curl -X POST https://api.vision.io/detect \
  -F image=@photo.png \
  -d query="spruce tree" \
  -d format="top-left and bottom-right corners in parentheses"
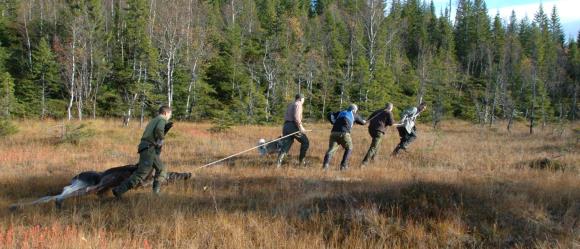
top-left (0, 71), bottom-right (14, 117)
top-left (32, 38), bottom-right (60, 118)
top-left (549, 6), bottom-right (564, 47)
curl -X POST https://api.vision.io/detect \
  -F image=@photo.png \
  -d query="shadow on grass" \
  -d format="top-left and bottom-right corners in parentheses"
top-left (3, 173), bottom-right (578, 248)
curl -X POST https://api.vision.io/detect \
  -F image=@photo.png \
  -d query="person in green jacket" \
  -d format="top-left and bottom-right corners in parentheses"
top-left (113, 106), bottom-right (173, 197)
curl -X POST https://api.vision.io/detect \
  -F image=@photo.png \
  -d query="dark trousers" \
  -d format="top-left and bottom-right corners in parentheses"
top-left (393, 126), bottom-right (417, 154)
top-left (277, 122), bottom-right (309, 164)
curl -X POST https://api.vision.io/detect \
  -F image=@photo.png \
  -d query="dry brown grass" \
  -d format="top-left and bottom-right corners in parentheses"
top-left (0, 119), bottom-right (578, 248)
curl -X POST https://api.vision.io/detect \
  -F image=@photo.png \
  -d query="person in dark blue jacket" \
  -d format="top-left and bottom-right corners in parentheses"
top-left (322, 104), bottom-right (366, 171)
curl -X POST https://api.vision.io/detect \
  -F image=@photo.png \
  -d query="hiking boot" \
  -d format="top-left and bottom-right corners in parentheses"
top-left (361, 160), bottom-right (369, 168)
top-left (322, 164), bottom-right (329, 171)
top-left (339, 165), bottom-right (349, 171)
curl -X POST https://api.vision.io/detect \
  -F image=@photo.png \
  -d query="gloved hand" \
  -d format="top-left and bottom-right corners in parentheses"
top-left (164, 122), bottom-right (174, 134)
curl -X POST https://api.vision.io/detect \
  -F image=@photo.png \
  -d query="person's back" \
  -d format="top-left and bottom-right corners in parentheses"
top-left (331, 110), bottom-right (365, 133)
top-left (137, 115), bottom-right (167, 154)
top-left (361, 103), bottom-right (395, 165)
top-left (400, 107), bottom-right (418, 133)
top-left (276, 94), bottom-right (309, 167)
top-left (400, 107), bottom-right (418, 121)
top-left (141, 116), bottom-right (166, 144)
top-left (368, 109), bottom-right (394, 136)
top-left (323, 104), bottom-right (366, 170)
top-left (284, 101), bottom-right (301, 124)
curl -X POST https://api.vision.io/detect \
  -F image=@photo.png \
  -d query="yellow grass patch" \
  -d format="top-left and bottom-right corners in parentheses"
top-left (0, 119), bottom-right (578, 248)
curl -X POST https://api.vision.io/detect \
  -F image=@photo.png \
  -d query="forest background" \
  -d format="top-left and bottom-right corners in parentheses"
top-left (0, 0), bottom-right (578, 132)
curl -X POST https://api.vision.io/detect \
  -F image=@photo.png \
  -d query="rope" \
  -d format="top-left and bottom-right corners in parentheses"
top-left (193, 130), bottom-right (312, 170)
top-left (191, 108), bottom-right (389, 171)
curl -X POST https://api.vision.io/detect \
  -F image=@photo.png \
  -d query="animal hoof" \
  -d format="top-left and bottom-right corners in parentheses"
top-left (55, 200), bottom-right (63, 209)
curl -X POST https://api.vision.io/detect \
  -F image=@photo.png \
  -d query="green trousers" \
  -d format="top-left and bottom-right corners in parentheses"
top-left (322, 132), bottom-right (353, 169)
top-left (362, 131), bottom-right (384, 164)
top-left (114, 146), bottom-right (167, 195)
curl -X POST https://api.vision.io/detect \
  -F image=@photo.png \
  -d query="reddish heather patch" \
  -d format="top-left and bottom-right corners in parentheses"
top-left (184, 127), bottom-right (211, 138)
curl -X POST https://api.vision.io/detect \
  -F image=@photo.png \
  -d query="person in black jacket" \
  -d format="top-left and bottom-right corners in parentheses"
top-left (322, 104), bottom-right (366, 171)
top-left (362, 103), bottom-right (397, 166)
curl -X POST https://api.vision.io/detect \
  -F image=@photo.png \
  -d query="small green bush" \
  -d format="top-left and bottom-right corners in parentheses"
top-left (57, 123), bottom-right (96, 145)
top-left (0, 119), bottom-right (18, 137)
top-left (208, 120), bottom-right (233, 133)
top-left (208, 113), bottom-right (234, 133)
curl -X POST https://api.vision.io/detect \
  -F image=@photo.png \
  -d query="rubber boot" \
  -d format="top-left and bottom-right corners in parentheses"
top-left (339, 149), bottom-right (352, 171)
top-left (322, 154), bottom-right (331, 171)
top-left (392, 145), bottom-right (401, 156)
top-left (276, 153), bottom-right (286, 168)
top-left (152, 181), bottom-right (161, 195)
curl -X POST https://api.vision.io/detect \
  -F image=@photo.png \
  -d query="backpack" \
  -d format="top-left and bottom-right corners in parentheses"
top-left (400, 107), bottom-right (418, 122)
top-left (326, 111), bottom-right (337, 124)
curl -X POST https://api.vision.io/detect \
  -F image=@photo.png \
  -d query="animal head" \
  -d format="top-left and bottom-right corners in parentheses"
top-left (257, 138), bottom-right (267, 156)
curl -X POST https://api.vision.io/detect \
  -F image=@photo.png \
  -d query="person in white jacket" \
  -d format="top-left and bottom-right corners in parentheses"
top-left (392, 102), bottom-right (427, 155)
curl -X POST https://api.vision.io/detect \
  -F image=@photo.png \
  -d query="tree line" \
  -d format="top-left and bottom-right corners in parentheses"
top-left (0, 0), bottom-right (577, 132)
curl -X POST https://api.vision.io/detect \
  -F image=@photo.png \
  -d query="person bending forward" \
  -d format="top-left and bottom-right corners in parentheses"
top-left (322, 104), bottom-right (366, 171)
top-left (362, 103), bottom-right (397, 166)
top-left (393, 102), bottom-right (427, 155)
top-left (113, 106), bottom-right (173, 197)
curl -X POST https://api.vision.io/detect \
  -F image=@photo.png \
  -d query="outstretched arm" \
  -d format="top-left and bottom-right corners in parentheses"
top-left (354, 114), bottom-right (366, 125)
top-left (164, 122), bottom-right (174, 134)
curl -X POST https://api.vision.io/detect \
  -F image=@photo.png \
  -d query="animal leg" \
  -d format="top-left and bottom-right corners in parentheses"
top-left (9, 195), bottom-right (58, 211)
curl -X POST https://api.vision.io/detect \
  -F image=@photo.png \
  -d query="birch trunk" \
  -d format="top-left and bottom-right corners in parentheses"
top-left (67, 27), bottom-right (77, 121)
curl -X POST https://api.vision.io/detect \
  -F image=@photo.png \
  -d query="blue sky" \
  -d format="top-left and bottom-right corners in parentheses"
top-left (431, 0), bottom-right (580, 40)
